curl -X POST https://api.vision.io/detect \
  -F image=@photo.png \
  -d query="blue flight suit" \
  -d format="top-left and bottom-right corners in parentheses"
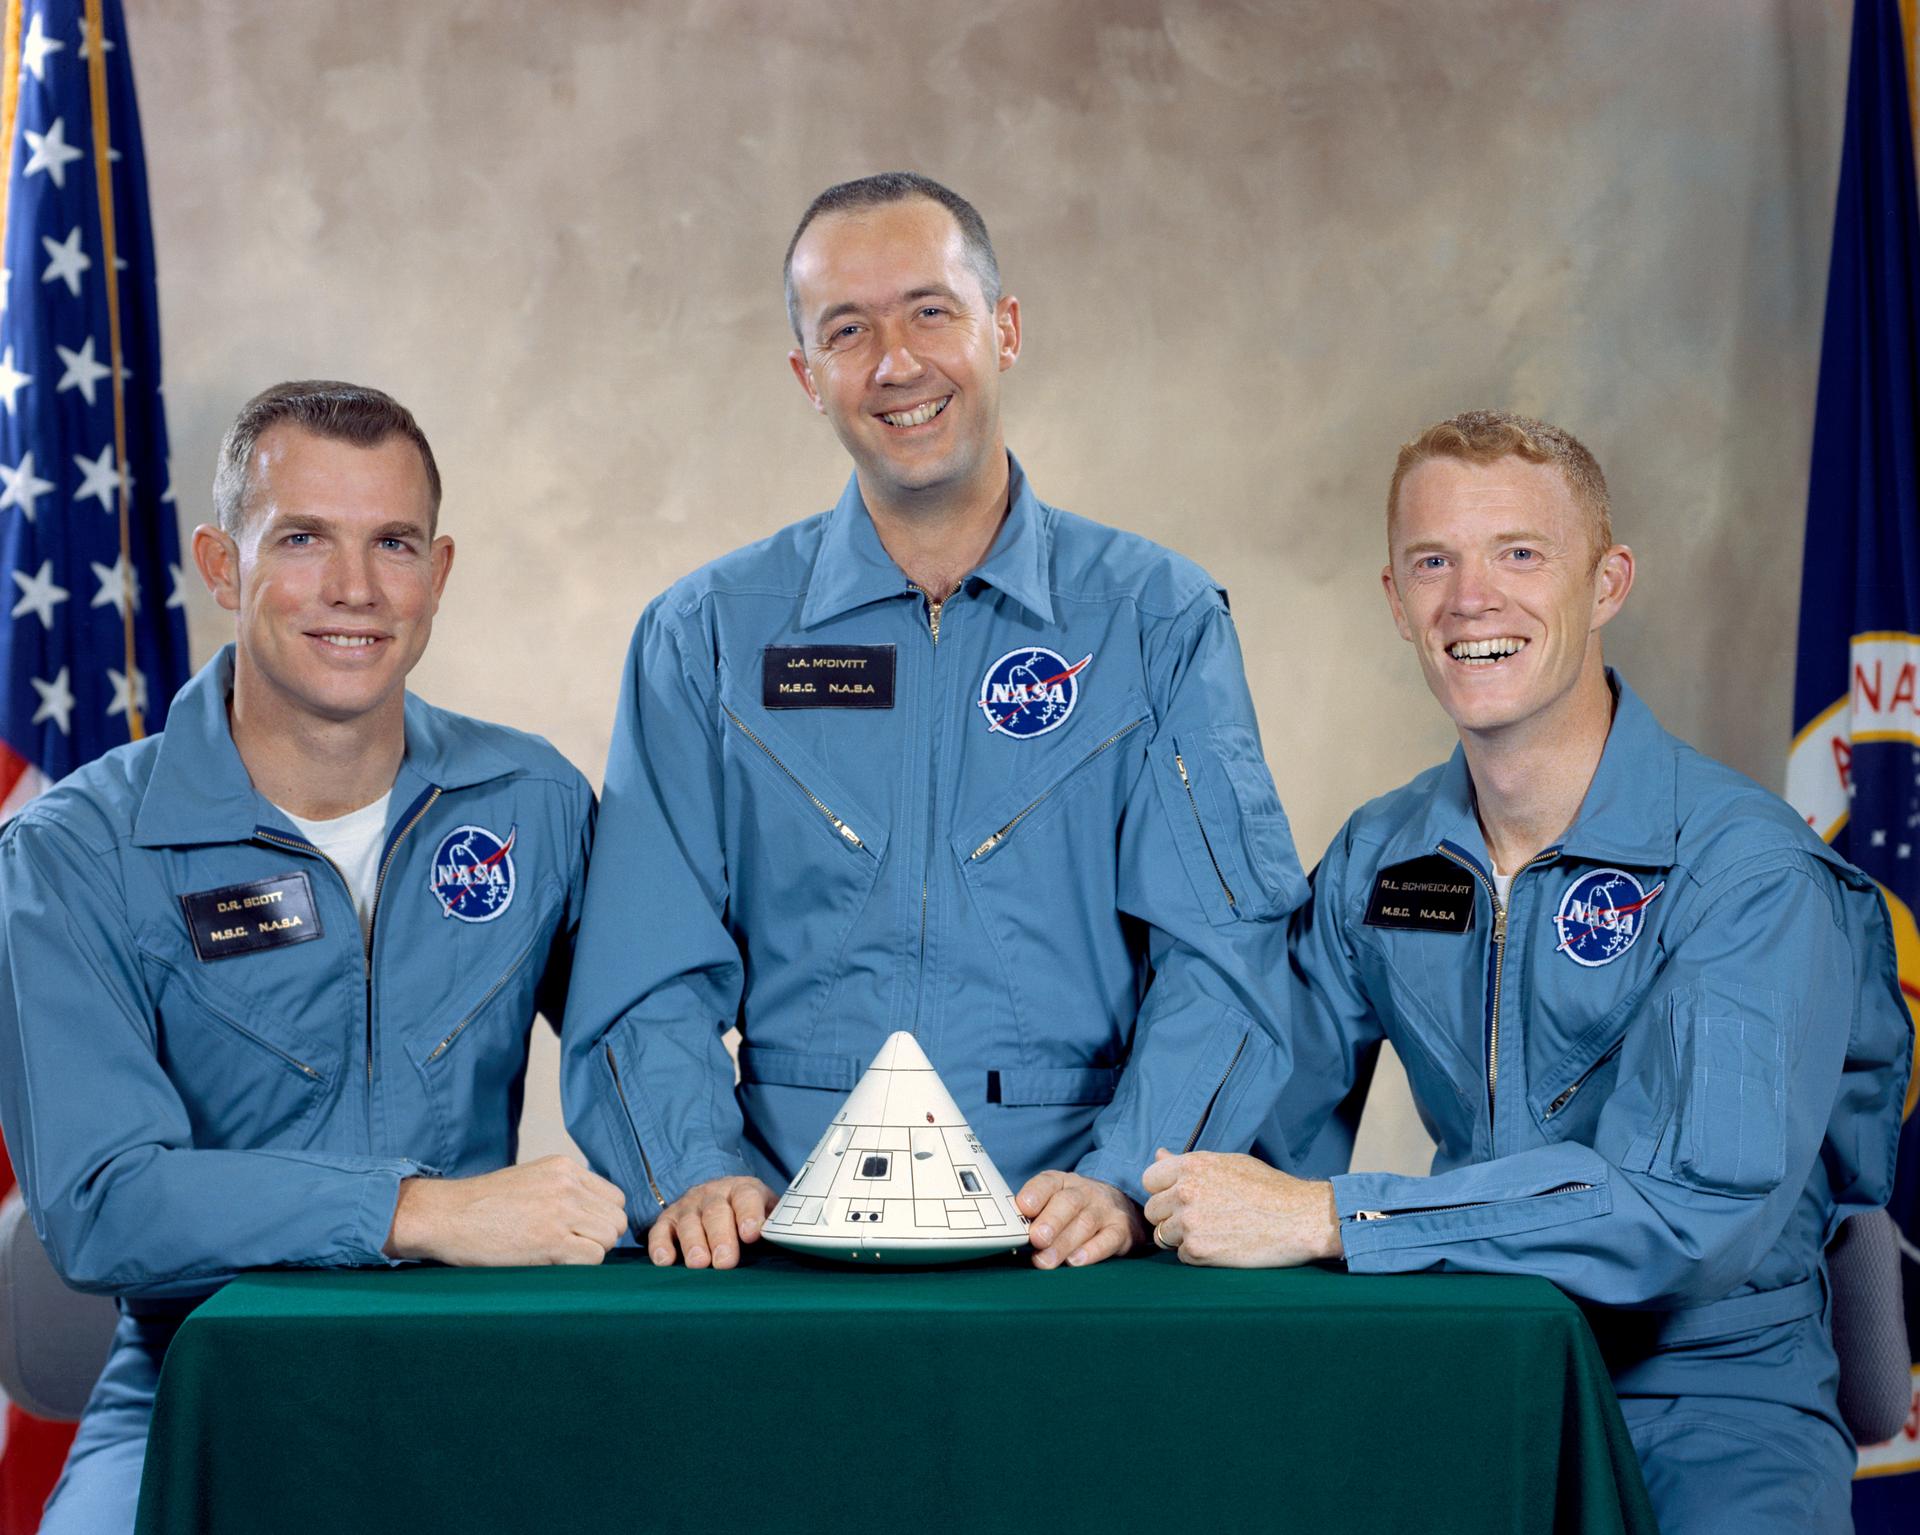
top-left (0, 647), bottom-right (593, 1533)
top-left (561, 456), bottom-right (1304, 1223)
top-left (1268, 674), bottom-right (1911, 1532)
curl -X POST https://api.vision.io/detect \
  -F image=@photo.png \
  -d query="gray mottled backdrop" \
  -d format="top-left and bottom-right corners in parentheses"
top-left (130, 0), bottom-right (1850, 1174)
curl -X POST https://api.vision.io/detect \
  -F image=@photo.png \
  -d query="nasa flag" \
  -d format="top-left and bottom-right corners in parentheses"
top-left (1786, 0), bottom-right (1920, 1512)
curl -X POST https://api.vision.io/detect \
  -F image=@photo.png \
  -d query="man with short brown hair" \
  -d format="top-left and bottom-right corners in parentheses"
top-left (0, 380), bottom-right (621, 1532)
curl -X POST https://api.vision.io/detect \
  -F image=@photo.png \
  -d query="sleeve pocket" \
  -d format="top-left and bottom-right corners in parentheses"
top-left (1202, 724), bottom-right (1307, 922)
top-left (1669, 989), bottom-right (1788, 1197)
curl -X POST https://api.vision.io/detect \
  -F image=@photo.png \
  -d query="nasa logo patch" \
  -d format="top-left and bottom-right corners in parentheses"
top-left (977, 646), bottom-right (1092, 739)
top-left (1553, 868), bottom-right (1665, 967)
top-left (430, 823), bottom-right (517, 924)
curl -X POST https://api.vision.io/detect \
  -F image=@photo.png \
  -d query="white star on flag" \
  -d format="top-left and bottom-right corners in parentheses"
top-left (0, 451), bottom-right (54, 521)
top-left (0, 346), bottom-right (30, 414)
top-left (30, 668), bottom-right (76, 736)
top-left (40, 227), bottom-right (90, 297)
top-left (90, 553), bottom-right (140, 617)
top-left (105, 666), bottom-right (146, 722)
top-left (21, 13), bottom-right (64, 81)
top-left (55, 336), bottom-right (111, 405)
top-left (74, 442), bottom-right (127, 510)
top-left (76, 17), bottom-right (114, 60)
top-left (166, 562), bottom-right (186, 609)
top-left (161, 458), bottom-right (174, 504)
top-left (10, 559), bottom-right (69, 629)
top-left (22, 118), bottom-right (84, 190)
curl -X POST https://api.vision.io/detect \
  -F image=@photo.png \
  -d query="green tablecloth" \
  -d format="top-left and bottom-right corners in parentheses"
top-left (134, 1248), bottom-right (1655, 1534)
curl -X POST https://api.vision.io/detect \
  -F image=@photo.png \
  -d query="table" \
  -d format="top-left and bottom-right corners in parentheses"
top-left (134, 1249), bottom-right (1656, 1534)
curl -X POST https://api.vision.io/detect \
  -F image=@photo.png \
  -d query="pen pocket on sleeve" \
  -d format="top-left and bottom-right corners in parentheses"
top-left (1665, 985), bottom-right (1788, 1198)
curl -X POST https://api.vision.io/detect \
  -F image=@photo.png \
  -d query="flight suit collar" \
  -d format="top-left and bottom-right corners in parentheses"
top-left (1555, 672), bottom-right (1678, 867)
top-left (798, 452), bottom-right (1056, 628)
top-left (1377, 670), bottom-right (1678, 873)
top-left (132, 645), bottom-right (519, 848)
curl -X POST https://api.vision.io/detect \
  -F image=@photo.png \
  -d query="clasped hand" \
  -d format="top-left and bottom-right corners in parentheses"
top-left (1140, 1149), bottom-right (1342, 1267)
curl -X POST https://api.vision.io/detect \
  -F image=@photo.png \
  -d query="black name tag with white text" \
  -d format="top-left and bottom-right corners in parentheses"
top-left (1364, 855), bottom-right (1477, 935)
top-left (762, 645), bottom-right (896, 709)
top-left (181, 873), bottom-right (325, 961)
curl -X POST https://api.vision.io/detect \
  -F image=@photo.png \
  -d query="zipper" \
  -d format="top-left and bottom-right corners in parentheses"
top-left (1543, 1039), bottom-right (1626, 1119)
top-left (605, 1046), bottom-right (666, 1207)
top-left (1350, 1182), bottom-right (1594, 1222)
top-left (1174, 751), bottom-right (1236, 910)
top-left (970, 718), bottom-right (1147, 861)
top-left (256, 784), bottom-right (441, 1092)
top-left (722, 705), bottom-right (867, 850)
top-left (1181, 1032), bottom-right (1249, 1152)
top-left (1435, 842), bottom-right (1555, 1126)
top-left (913, 592), bottom-right (943, 1038)
top-left (424, 926), bottom-right (544, 1064)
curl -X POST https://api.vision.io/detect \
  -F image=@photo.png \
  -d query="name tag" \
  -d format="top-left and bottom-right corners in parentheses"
top-left (762, 644), bottom-right (896, 709)
top-left (1363, 855), bottom-right (1476, 935)
top-left (180, 873), bottom-right (325, 961)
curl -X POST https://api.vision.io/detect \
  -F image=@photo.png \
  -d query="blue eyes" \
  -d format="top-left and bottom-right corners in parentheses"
top-left (828, 308), bottom-right (949, 342)
top-left (281, 534), bottom-right (410, 551)
top-left (1414, 549), bottom-right (1539, 571)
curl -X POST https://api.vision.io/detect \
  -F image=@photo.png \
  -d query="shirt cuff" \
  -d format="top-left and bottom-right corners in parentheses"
top-left (353, 1160), bottom-right (426, 1267)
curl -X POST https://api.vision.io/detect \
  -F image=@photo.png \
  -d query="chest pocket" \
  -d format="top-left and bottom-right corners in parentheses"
top-left (956, 688), bottom-right (1151, 870)
top-left (718, 691), bottom-right (890, 1038)
top-left (720, 697), bottom-right (889, 872)
top-left (407, 878), bottom-right (563, 1171)
top-left (407, 877), bottom-right (563, 1067)
top-left (137, 894), bottom-right (350, 1145)
top-left (1352, 922), bottom-right (1482, 1132)
top-left (1528, 968), bottom-right (1661, 1142)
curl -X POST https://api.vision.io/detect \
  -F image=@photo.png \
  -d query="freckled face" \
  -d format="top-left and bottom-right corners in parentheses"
top-left (1383, 455), bottom-right (1625, 740)
top-left (786, 197), bottom-right (1019, 503)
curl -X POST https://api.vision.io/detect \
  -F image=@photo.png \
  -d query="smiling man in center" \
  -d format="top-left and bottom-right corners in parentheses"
top-left (562, 171), bottom-right (1306, 1270)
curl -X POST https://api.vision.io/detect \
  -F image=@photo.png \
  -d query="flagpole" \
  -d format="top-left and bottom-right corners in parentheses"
top-left (0, 3), bottom-right (22, 250)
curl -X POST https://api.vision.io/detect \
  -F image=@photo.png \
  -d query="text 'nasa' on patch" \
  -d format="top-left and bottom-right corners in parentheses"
top-left (430, 824), bottom-right (518, 924)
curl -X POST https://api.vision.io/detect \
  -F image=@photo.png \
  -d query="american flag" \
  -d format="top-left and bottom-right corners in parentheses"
top-left (0, 0), bottom-right (186, 821)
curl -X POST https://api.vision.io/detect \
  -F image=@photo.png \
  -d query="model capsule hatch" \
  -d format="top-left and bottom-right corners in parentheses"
top-left (760, 1031), bottom-right (1031, 1264)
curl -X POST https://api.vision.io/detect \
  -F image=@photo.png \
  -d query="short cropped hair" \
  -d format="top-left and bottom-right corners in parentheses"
top-left (1388, 410), bottom-right (1612, 560)
top-left (213, 380), bottom-right (442, 537)
top-left (782, 171), bottom-right (1002, 342)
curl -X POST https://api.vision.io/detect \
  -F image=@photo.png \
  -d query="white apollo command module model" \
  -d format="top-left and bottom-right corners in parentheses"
top-left (761, 1031), bottom-right (1032, 1264)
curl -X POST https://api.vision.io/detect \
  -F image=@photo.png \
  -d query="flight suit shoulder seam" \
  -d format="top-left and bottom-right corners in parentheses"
top-left (1672, 851), bottom-right (1842, 938)
top-left (4, 803), bottom-right (125, 863)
